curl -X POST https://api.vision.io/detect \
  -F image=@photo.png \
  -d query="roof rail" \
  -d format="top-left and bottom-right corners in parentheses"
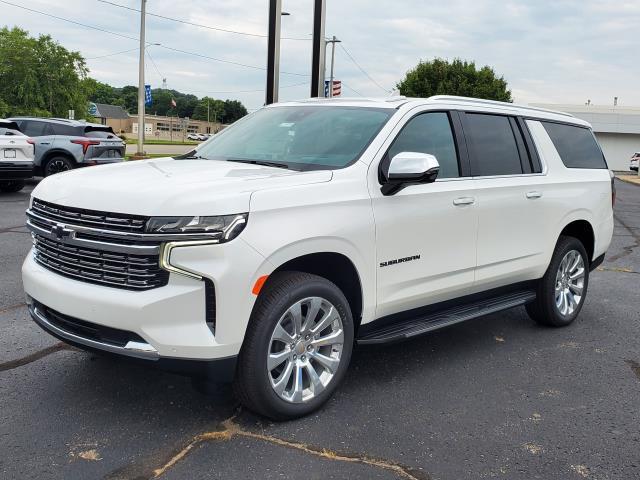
top-left (428, 95), bottom-right (575, 118)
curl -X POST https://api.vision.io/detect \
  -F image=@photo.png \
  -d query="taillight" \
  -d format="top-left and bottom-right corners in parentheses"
top-left (71, 138), bottom-right (100, 154)
top-left (26, 138), bottom-right (35, 145)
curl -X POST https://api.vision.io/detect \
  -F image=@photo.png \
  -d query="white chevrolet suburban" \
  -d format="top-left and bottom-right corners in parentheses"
top-left (23, 96), bottom-right (614, 420)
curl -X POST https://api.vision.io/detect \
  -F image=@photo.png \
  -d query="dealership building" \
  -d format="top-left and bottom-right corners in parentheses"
top-left (533, 104), bottom-right (640, 171)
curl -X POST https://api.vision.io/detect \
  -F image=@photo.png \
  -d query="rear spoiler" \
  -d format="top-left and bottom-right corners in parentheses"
top-left (83, 126), bottom-right (116, 135)
top-left (0, 120), bottom-right (21, 132)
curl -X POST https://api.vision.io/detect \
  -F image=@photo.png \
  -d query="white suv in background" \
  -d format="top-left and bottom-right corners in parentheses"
top-left (22, 96), bottom-right (614, 420)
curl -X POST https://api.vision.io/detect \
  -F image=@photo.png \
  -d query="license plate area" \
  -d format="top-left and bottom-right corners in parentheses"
top-left (3, 149), bottom-right (16, 158)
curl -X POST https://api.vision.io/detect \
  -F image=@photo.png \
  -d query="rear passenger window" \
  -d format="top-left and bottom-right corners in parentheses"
top-left (465, 113), bottom-right (523, 176)
top-left (50, 124), bottom-right (81, 136)
top-left (21, 121), bottom-right (49, 137)
top-left (541, 122), bottom-right (607, 169)
top-left (385, 112), bottom-right (460, 179)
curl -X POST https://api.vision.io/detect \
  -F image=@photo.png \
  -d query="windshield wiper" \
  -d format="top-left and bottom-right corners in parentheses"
top-left (176, 150), bottom-right (208, 160)
top-left (225, 158), bottom-right (290, 169)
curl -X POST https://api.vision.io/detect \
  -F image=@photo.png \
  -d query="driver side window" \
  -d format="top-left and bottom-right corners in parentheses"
top-left (383, 112), bottom-right (460, 179)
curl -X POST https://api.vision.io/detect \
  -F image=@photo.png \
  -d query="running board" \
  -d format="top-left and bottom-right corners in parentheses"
top-left (357, 290), bottom-right (537, 345)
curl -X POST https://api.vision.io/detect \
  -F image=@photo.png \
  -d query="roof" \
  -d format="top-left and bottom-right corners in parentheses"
top-left (93, 103), bottom-right (130, 120)
top-left (274, 95), bottom-right (587, 126)
top-left (8, 117), bottom-right (112, 129)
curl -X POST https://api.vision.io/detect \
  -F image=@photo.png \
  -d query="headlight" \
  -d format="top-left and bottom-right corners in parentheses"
top-left (145, 213), bottom-right (248, 242)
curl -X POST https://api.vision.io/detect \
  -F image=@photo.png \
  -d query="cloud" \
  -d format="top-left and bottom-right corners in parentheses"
top-left (2, 0), bottom-right (639, 108)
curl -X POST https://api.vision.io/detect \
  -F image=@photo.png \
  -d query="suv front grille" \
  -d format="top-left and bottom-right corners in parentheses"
top-left (31, 198), bottom-right (147, 233)
top-left (33, 234), bottom-right (169, 291)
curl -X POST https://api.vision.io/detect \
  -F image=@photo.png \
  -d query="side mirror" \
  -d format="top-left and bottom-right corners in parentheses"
top-left (381, 152), bottom-right (440, 196)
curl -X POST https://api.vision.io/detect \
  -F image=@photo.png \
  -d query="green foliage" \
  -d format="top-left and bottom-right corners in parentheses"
top-left (0, 27), bottom-right (89, 117)
top-left (397, 58), bottom-right (512, 102)
top-left (0, 26), bottom-right (249, 124)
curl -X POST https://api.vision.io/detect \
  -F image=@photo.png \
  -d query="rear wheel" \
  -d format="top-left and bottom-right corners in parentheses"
top-left (234, 272), bottom-right (353, 420)
top-left (526, 236), bottom-right (589, 327)
top-left (0, 180), bottom-right (25, 193)
top-left (44, 156), bottom-right (74, 176)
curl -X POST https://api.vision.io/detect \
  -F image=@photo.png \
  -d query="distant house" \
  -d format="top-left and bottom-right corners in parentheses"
top-left (92, 103), bottom-right (131, 133)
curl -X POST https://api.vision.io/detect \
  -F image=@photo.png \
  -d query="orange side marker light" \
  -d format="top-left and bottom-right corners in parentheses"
top-left (252, 275), bottom-right (269, 295)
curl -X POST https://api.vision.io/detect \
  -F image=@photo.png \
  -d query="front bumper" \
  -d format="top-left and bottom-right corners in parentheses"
top-left (22, 237), bottom-right (268, 366)
top-left (0, 161), bottom-right (34, 179)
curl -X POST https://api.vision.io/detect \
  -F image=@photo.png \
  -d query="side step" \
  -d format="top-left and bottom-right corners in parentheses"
top-left (357, 290), bottom-right (536, 345)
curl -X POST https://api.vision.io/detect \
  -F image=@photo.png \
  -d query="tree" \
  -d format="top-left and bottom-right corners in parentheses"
top-left (192, 97), bottom-right (225, 122)
top-left (397, 58), bottom-right (512, 102)
top-left (0, 27), bottom-right (89, 117)
top-left (222, 99), bottom-right (248, 123)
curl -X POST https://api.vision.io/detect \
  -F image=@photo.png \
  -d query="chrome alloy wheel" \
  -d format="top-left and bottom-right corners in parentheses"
top-left (554, 250), bottom-right (585, 316)
top-left (267, 297), bottom-right (344, 404)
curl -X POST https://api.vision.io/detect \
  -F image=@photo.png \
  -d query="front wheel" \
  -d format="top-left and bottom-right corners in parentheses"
top-left (526, 236), bottom-right (589, 327)
top-left (234, 272), bottom-right (354, 420)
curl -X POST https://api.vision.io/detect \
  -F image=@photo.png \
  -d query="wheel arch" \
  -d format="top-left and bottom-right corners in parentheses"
top-left (40, 149), bottom-right (77, 174)
top-left (258, 251), bottom-right (366, 333)
top-left (558, 219), bottom-right (595, 262)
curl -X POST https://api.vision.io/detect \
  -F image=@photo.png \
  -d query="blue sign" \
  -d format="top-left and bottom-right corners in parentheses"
top-left (145, 85), bottom-right (152, 106)
top-left (324, 80), bottom-right (330, 98)
top-left (88, 102), bottom-right (98, 116)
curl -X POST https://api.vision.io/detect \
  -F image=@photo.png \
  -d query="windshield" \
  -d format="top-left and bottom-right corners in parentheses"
top-left (190, 106), bottom-right (393, 170)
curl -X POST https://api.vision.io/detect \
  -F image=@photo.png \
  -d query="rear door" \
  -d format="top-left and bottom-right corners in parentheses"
top-left (461, 112), bottom-right (550, 289)
top-left (370, 109), bottom-right (479, 318)
top-left (18, 120), bottom-right (54, 165)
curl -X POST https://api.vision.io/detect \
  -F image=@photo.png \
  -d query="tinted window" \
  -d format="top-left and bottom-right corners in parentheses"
top-left (21, 121), bottom-right (49, 137)
top-left (50, 124), bottom-right (81, 136)
top-left (465, 113), bottom-right (523, 176)
top-left (386, 112), bottom-right (459, 178)
top-left (541, 122), bottom-right (607, 169)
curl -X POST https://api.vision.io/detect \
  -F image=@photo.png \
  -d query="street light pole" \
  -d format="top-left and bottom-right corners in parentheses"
top-left (326, 36), bottom-right (341, 97)
top-left (136, 0), bottom-right (147, 157)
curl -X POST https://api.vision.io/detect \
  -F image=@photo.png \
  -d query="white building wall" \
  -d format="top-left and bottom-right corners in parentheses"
top-left (595, 133), bottom-right (640, 171)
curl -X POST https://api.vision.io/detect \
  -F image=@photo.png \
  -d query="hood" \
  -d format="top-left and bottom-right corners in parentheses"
top-left (32, 158), bottom-right (333, 215)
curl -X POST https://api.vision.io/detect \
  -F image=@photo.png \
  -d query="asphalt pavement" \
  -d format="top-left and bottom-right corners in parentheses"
top-left (0, 179), bottom-right (638, 480)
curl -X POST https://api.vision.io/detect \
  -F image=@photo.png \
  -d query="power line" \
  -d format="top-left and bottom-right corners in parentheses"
top-left (187, 81), bottom-right (309, 96)
top-left (339, 44), bottom-right (391, 94)
top-left (97, 0), bottom-right (311, 41)
top-left (85, 47), bottom-right (139, 59)
top-left (0, 0), bottom-right (138, 41)
top-left (0, 0), bottom-right (309, 77)
top-left (145, 48), bottom-right (163, 82)
top-left (341, 81), bottom-right (364, 97)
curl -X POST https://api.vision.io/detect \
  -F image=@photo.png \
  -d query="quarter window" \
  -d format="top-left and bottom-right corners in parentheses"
top-left (465, 113), bottom-right (523, 176)
top-left (385, 112), bottom-right (460, 179)
top-left (20, 121), bottom-right (49, 137)
top-left (541, 122), bottom-right (607, 169)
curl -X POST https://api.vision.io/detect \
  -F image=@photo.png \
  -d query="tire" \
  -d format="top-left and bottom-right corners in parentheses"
top-left (44, 156), bottom-right (74, 176)
top-left (0, 180), bottom-right (25, 193)
top-left (526, 236), bottom-right (589, 327)
top-left (234, 271), bottom-right (354, 420)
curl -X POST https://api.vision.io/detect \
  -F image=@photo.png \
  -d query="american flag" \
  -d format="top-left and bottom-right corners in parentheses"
top-left (170, 98), bottom-right (177, 108)
top-left (331, 80), bottom-right (341, 97)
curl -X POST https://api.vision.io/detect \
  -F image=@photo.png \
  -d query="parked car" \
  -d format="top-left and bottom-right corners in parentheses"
top-left (8, 117), bottom-right (125, 176)
top-left (23, 96), bottom-right (614, 420)
top-left (631, 152), bottom-right (639, 172)
top-left (187, 133), bottom-right (204, 141)
top-left (0, 120), bottom-right (34, 193)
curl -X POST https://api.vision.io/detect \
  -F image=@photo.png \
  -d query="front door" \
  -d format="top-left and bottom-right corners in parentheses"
top-left (369, 110), bottom-right (479, 318)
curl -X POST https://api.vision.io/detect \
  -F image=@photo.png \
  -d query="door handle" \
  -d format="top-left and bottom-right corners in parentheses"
top-left (453, 197), bottom-right (476, 206)
top-left (526, 191), bottom-right (543, 199)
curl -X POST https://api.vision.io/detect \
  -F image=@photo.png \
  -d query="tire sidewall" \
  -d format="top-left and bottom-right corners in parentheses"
top-left (246, 274), bottom-right (354, 419)
top-left (543, 237), bottom-right (590, 326)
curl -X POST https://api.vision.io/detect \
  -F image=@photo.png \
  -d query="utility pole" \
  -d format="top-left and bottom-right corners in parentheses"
top-left (310, 0), bottom-right (326, 98)
top-left (135, 0), bottom-right (147, 157)
top-left (265, 0), bottom-right (283, 104)
top-left (326, 36), bottom-right (341, 97)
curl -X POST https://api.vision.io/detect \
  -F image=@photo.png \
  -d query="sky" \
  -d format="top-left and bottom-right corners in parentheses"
top-left (2, 0), bottom-right (639, 111)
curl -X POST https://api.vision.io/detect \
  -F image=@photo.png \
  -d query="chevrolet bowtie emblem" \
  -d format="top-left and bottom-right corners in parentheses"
top-left (51, 224), bottom-right (73, 240)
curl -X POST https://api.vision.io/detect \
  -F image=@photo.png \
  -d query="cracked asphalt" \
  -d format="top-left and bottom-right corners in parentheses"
top-left (1, 179), bottom-right (638, 480)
